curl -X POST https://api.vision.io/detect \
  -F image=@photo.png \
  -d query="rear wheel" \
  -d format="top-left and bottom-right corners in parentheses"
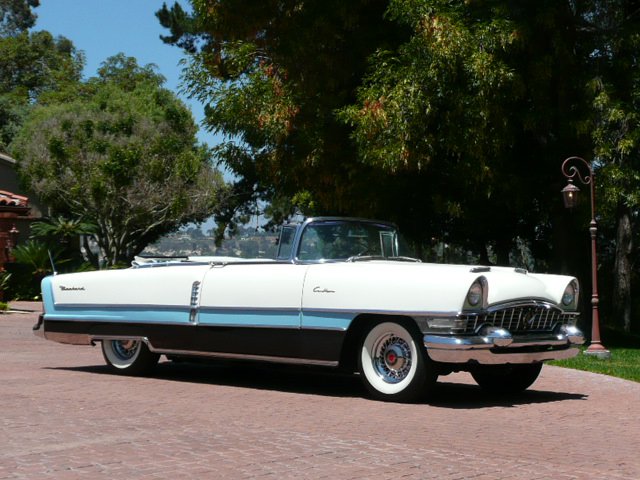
top-left (101, 339), bottom-right (159, 375)
top-left (358, 321), bottom-right (435, 402)
top-left (471, 363), bottom-right (543, 394)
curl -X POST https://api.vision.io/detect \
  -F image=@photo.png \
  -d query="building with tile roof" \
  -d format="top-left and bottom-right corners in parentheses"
top-left (0, 153), bottom-right (44, 269)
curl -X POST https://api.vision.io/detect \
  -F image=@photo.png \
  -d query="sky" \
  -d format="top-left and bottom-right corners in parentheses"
top-left (33, 0), bottom-right (219, 148)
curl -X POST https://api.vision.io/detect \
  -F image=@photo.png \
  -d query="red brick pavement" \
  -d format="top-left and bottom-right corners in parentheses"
top-left (1, 306), bottom-right (639, 479)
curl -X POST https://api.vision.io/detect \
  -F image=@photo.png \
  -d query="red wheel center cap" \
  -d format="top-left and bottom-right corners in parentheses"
top-left (386, 352), bottom-right (397, 364)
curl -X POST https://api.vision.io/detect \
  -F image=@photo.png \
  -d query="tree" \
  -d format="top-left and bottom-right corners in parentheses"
top-left (30, 216), bottom-right (98, 268)
top-left (13, 55), bottom-right (225, 267)
top-left (157, 0), bottom-right (410, 236)
top-left (0, 0), bottom-right (39, 37)
top-left (0, 29), bottom-right (84, 150)
top-left (585, 0), bottom-right (640, 332)
top-left (158, 1), bottom-right (589, 266)
top-left (342, 1), bottom-right (596, 269)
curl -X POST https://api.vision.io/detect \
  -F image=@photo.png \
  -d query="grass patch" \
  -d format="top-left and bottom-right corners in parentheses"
top-left (550, 328), bottom-right (640, 383)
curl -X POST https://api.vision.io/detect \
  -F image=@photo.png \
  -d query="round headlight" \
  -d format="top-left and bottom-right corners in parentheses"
top-left (467, 281), bottom-right (483, 307)
top-left (562, 281), bottom-right (578, 306)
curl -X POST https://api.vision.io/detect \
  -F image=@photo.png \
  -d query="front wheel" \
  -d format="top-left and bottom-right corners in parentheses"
top-left (358, 321), bottom-right (435, 402)
top-left (101, 339), bottom-right (160, 375)
top-left (471, 363), bottom-right (543, 394)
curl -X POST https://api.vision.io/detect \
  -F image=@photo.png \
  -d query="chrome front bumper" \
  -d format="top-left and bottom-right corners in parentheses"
top-left (424, 325), bottom-right (584, 365)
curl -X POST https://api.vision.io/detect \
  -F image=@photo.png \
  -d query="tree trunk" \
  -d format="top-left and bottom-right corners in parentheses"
top-left (613, 204), bottom-right (633, 332)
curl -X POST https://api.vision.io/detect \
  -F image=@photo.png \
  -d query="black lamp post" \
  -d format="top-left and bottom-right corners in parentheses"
top-left (560, 156), bottom-right (610, 359)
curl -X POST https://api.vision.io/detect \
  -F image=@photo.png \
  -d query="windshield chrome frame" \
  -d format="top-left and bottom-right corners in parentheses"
top-left (289, 217), bottom-right (401, 264)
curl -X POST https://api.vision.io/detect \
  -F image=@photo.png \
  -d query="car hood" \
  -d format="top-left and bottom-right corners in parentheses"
top-left (302, 261), bottom-right (576, 314)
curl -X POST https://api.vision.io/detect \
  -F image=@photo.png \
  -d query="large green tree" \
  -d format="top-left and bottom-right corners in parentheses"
top-left (157, 0), bottom-right (411, 235)
top-left (0, 0), bottom-right (38, 37)
top-left (0, 5), bottom-right (84, 151)
top-left (342, 1), bottom-right (594, 269)
top-left (157, 1), bottom-right (588, 263)
top-left (13, 55), bottom-right (225, 266)
top-left (585, 0), bottom-right (640, 332)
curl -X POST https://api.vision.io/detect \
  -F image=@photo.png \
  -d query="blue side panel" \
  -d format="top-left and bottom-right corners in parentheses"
top-left (41, 274), bottom-right (356, 332)
top-left (197, 308), bottom-right (301, 328)
top-left (43, 307), bottom-right (191, 324)
top-left (40, 277), bottom-right (191, 324)
top-left (41, 276), bottom-right (55, 313)
top-left (197, 309), bottom-right (355, 330)
top-left (301, 311), bottom-right (355, 331)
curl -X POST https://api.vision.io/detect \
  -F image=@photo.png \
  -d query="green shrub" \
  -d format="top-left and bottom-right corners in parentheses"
top-left (0, 271), bottom-right (11, 302)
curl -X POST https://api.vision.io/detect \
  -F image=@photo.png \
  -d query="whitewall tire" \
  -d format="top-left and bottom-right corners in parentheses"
top-left (358, 321), bottom-right (435, 402)
top-left (101, 339), bottom-right (160, 375)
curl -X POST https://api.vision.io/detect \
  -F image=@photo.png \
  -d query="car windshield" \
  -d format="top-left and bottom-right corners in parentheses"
top-left (297, 221), bottom-right (414, 262)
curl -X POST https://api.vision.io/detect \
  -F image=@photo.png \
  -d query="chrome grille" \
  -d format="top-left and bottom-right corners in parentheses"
top-left (460, 304), bottom-right (579, 334)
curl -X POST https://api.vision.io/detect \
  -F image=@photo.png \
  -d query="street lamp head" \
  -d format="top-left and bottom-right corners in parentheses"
top-left (561, 180), bottom-right (580, 209)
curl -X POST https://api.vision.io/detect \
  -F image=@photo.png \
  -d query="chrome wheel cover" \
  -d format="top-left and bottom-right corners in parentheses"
top-left (111, 340), bottom-right (140, 360)
top-left (372, 333), bottom-right (413, 384)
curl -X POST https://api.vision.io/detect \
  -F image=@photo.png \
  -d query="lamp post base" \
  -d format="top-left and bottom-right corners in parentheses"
top-left (583, 342), bottom-right (611, 360)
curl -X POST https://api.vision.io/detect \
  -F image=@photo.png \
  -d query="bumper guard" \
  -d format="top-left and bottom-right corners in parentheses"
top-left (424, 324), bottom-right (584, 365)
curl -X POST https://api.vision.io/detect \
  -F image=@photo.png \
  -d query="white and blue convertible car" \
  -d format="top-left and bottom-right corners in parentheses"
top-left (34, 217), bottom-right (584, 402)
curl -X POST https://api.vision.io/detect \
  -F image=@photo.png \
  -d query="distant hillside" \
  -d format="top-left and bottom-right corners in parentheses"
top-left (142, 226), bottom-right (278, 259)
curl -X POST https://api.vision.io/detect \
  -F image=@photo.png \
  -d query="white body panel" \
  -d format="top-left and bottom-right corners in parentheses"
top-left (200, 263), bottom-right (307, 310)
top-left (50, 266), bottom-right (210, 307)
top-left (48, 261), bottom-right (571, 315)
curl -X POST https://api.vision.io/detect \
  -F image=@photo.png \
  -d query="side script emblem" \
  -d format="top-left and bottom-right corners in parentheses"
top-left (313, 286), bottom-right (335, 294)
top-left (59, 286), bottom-right (86, 291)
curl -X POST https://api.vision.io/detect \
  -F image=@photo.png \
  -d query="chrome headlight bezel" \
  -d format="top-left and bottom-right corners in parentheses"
top-left (562, 280), bottom-right (579, 308)
top-left (464, 276), bottom-right (488, 310)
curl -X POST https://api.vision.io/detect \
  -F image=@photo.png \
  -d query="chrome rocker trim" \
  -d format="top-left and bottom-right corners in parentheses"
top-left (424, 325), bottom-right (585, 365)
top-left (93, 335), bottom-right (339, 368)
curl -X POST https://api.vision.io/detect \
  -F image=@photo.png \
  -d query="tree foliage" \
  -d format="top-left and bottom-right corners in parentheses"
top-left (14, 55), bottom-right (224, 266)
top-left (0, 26), bottom-right (84, 150)
top-left (0, 0), bottom-right (38, 37)
top-left (158, 0), bottom-right (410, 234)
top-left (158, 1), bottom-right (589, 262)
top-left (341, 0), bottom-right (596, 268)
top-left (581, 0), bottom-right (640, 331)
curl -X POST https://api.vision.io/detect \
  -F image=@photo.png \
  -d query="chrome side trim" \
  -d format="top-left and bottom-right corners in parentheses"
top-left (300, 325), bottom-right (348, 332)
top-left (87, 335), bottom-right (339, 367)
top-left (303, 307), bottom-right (459, 317)
top-left (195, 322), bottom-right (300, 330)
top-left (149, 347), bottom-right (339, 367)
top-left (52, 302), bottom-right (189, 310)
top-left (189, 281), bottom-right (201, 324)
top-left (91, 335), bottom-right (150, 343)
top-left (42, 315), bottom-right (191, 326)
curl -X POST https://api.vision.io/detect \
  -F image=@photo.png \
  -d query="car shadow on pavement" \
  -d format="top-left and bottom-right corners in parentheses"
top-left (49, 359), bottom-right (588, 406)
top-left (429, 379), bottom-right (588, 408)
top-left (50, 360), bottom-right (367, 399)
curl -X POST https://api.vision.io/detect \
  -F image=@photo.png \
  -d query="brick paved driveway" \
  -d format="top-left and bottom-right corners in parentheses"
top-left (2, 305), bottom-right (639, 479)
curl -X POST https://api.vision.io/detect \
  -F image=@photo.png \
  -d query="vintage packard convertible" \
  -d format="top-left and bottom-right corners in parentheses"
top-left (34, 217), bottom-right (584, 402)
